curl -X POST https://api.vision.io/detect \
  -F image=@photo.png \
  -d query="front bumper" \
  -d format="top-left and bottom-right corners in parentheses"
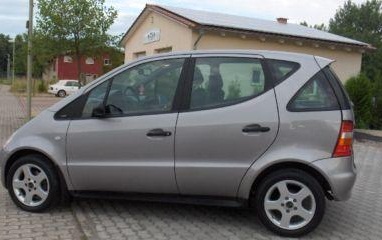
top-left (48, 89), bottom-right (58, 95)
top-left (312, 156), bottom-right (356, 201)
top-left (0, 148), bottom-right (7, 188)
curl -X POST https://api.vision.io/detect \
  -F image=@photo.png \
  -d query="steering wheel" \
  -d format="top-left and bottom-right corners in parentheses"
top-left (124, 86), bottom-right (140, 102)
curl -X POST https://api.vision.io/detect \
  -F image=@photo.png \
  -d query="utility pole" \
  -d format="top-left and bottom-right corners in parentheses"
top-left (26, 0), bottom-right (33, 120)
top-left (12, 39), bottom-right (15, 85)
top-left (6, 54), bottom-right (10, 81)
top-left (8, 39), bottom-right (15, 85)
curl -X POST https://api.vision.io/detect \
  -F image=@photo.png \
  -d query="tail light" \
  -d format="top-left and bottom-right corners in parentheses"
top-left (333, 120), bottom-right (354, 157)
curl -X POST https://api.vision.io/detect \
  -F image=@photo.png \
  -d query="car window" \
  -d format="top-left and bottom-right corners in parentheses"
top-left (190, 57), bottom-right (268, 109)
top-left (65, 81), bottom-right (72, 87)
top-left (82, 80), bottom-right (110, 118)
top-left (287, 71), bottom-right (340, 111)
top-left (268, 59), bottom-right (300, 85)
top-left (82, 58), bottom-right (185, 117)
top-left (71, 81), bottom-right (80, 87)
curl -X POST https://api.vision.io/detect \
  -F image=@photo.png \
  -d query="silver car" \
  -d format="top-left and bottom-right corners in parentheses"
top-left (1, 50), bottom-right (356, 237)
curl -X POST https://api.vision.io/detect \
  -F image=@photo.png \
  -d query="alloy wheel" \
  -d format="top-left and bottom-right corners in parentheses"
top-left (263, 180), bottom-right (316, 230)
top-left (12, 164), bottom-right (50, 207)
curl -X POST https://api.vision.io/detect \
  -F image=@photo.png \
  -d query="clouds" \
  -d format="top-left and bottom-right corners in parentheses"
top-left (0, 0), bottom-right (368, 37)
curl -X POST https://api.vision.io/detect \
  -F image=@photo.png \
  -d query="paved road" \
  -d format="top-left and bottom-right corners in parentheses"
top-left (1, 84), bottom-right (382, 240)
top-left (0, 85), bottom-right (85, 240)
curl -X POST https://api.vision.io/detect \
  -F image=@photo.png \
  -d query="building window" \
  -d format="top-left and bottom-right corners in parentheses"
top-left (104, 59), bottom-right (111, 66)
top-left (63, 56), bottom-right (72, 63)
top-left (134, 51), bottom-right (146, 59)
top-left (155, 47), bottom-right (172, 54)
top-left (85, 57), bottom-right (95, 65)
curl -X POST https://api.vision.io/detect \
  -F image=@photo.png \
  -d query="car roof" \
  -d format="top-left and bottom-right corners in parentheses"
top-left (130, 49), bottom-right (333, 66)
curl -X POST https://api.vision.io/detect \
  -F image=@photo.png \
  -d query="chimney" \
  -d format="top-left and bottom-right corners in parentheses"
top-left (277, 17), bottom-right (288, 24)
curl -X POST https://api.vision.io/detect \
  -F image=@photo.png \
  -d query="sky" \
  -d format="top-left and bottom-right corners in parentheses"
top-left (0, 0), bottom-right (368, 38)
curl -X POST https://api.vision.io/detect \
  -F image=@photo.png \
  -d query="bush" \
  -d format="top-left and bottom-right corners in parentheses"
top-left (37, 80), bottom-right (47, 93)
top-left (10, 80), bottom-right (27, 93)
top-left (345, 74), bottom-right (373, 129)
top-left (371, 75), bottom-right (382, 129)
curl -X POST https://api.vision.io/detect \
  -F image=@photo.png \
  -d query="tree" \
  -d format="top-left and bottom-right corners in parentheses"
top-left (329, 0), bottom-right (382, 80)
top-left (345, 74), bottom-right (373, 128)
top-left (36, 0), bottom-right (117, 84)
top-left (0, 34), bottom-right (12, 78)
top-left (329, 0), bottom-right (382, 129)
top-left (300, 21), bottom-right (328, 31)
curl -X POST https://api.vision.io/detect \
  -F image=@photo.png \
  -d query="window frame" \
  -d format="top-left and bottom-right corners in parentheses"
top-left (286, 70), bottom-right (341, 112)
top-left (55, 57), bottom-right (190, 120)
top-left (179, 56), bottom-right (274, 112)
top-left (266, 59), bottom-right (301, 86)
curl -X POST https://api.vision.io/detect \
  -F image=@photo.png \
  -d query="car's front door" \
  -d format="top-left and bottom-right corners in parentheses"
top-left (66, 57), bottom-right (188, 193)
top-left (175, 55), bottom-right (279, 197)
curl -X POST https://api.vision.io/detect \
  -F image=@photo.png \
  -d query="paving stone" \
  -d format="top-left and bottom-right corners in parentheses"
top-left (0, 85), bottom-right (84, 240)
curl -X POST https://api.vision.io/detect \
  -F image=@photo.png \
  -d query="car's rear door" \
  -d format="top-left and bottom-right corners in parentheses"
top-left (174, 54), bottom-right (279, 197)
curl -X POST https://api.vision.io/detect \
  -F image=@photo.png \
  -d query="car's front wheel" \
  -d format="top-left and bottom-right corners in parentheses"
top-left (254, 169), bottom-right (325, 237)
top-left (6, 154), bottom-right (60, 212)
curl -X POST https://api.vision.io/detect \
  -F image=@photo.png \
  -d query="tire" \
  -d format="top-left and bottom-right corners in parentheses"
top-left (253, 169), bottom-right (325, 237)
top-left (57, 90), bottom-right (66, 97)
top-left (6, 154), bottom-right (61, 212)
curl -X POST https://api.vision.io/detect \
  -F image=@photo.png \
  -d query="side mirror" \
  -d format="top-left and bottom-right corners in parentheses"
top-left (91, 105), bottom-right (106, 118)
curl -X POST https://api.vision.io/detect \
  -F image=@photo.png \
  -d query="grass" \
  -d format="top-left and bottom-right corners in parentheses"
top-left (0, 78), bottom-right (12, 85)
top-left (9, 78), bottom-right (48, 94)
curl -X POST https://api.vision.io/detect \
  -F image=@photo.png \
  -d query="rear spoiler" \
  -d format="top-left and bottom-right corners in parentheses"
top-left (314, 56), bottom-right (335, 69)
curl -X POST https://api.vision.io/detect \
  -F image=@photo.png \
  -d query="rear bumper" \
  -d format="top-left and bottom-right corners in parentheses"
top-left (312, 155), bottom-right (356, 201)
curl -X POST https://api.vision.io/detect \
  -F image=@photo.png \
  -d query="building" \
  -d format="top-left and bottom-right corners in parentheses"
top-left (43, 54), bottom-right (111, 83)
top-left (121, 4), bottom-right (374, 82)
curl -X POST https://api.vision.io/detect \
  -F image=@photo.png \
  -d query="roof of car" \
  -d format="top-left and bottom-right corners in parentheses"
top-left (128, 49), bottom-right (332, 64)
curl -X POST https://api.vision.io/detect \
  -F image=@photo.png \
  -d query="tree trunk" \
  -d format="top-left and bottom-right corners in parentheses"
top-left (76, 51), bottom-right (82, 86)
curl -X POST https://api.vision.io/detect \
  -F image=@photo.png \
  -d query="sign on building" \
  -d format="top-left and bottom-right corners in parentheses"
top-left (144, 29), bottom-right (160, 44)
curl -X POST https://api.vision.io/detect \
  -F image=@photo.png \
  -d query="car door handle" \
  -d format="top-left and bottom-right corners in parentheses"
top-left (242, 124), bottom-right (270, 133)
top-left (147, 128), bottom-right (172, 137)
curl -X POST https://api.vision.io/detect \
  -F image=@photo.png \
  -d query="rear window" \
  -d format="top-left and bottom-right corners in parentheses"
top-left (322, 67), bottom-right (351, 110)
top-left (287, 71), bottom-right (340, 112)
top-left (267, 59), bottom-right (300, 85)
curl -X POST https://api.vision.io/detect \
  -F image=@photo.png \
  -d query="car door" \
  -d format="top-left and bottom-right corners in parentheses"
top-left (63, 81), bottom-right (73, 94)
top-left (66, 56), bottom-right (189, 193)
top-left (68, 81), bottom-right (79, 94)
top-left (175, 55), bottom-right (279, 197)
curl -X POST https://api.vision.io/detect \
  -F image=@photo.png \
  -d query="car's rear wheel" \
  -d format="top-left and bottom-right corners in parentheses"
top-left (6, 154), bottom-right (60, 212)
top-left (254, 169), bottom-right (325, 237)
top-left (57, 90), bottom-right (66, 97)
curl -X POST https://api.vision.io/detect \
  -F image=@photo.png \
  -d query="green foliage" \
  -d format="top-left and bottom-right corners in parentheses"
top-left (371, 74), bottom-right (382, 129)
top-left (300, 21), bottom-right (328, 31)
top-left (345, 74), bottom-right (373, 128)
top-left (10, 80), bottom-right (27, 93)
top-left (0, 34), bottom-right (12, 79)
top-left (37, 80), bottom-right (47, 93)
top-left (36, 0), bottom-right (118, 83)
top-left (227, 80), bottom-right (241, 99)
top-left (329, 0), bottom-right (382, 80)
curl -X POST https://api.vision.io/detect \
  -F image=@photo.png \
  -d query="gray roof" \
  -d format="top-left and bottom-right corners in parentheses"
top-left (159, 5), bottom-right (369, 47)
